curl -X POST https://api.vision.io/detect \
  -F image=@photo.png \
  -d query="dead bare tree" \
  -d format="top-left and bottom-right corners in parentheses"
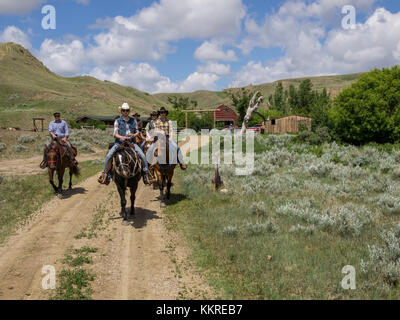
top-left (241, 91), bottom-right (265, 135)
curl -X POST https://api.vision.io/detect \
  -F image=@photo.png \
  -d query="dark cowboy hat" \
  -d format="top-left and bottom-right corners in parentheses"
top-left (133, 112), bottom-right (141, 117)
top-left (53, 112), bottom-right (61, 117)
top-left (150, 111), bottom-right (158, 117)
top-left (157, 106), bottom-right (169, 116)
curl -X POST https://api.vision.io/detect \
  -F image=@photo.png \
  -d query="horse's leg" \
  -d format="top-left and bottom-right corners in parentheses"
top-left (130, 180), bottom-right (139, 217)
top-left (48, 168), bottom-right (58, 193)
top-left (166, 170), bottom-right (174, 200)
top-left (116, 181), bottom-right (128, 223)
top-left (159, 173), bottom-right (166, 207)
top-left (58, 167), bottom-right (65, 194)
top-left (68, 167), bottom-right (73, 189)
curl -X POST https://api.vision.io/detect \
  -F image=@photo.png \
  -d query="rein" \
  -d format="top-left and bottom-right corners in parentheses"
top-left (113, 144), bottom-right (142, 179)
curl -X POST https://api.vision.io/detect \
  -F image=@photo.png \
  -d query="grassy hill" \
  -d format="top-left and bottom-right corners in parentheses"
top-left (0, 42), bottom-right (361, 129)
top-left (0, 42), bottom-right (166, 129)
top-left (155, 73), bottom-right (362, 110)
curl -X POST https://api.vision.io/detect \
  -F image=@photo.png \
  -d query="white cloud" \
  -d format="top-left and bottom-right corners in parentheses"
top-left (197, 62), bottom-right (231, 76)
top-left (88, 0), bottom-right (245, 64)
top-left (39, 39), bottom-right (86, 76)
top-left (89, 63), bottom-right (220, 93)
top-left (0, 0), bottom-right (46, 15)
top-left (232, 4), bottom-right (400, 87)
top-left (194, 41), bottom-right (237, 61)
top-left (0, 26), bottom-right (31, 49)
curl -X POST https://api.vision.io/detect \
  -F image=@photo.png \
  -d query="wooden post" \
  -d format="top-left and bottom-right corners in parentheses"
top-left (214, 110), bottom-right (216, 129)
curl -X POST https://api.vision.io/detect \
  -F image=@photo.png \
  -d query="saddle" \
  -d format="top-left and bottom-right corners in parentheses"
top-left (49, 139), bottom-right (77, 160)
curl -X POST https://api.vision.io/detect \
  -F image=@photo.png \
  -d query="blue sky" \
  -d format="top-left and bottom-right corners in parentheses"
top-left (0, 0), bottom-right (399, 93)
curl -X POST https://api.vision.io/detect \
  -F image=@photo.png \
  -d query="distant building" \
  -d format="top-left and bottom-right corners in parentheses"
top-left (264, 115), bottom-right (312, 134)
top-left (215, 105), bottom-right (238, 127)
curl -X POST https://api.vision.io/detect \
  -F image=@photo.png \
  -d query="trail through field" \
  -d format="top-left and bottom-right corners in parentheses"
top-left (0, 136), bottom-right (214, 300)
top-left (0, 151), bottom-right (105, 176)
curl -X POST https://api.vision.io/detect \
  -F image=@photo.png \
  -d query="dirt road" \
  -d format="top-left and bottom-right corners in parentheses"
top-left (0, 135), bottom-right (214, 300)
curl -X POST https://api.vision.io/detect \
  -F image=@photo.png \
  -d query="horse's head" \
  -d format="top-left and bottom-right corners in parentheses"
top-left (143, 140), bottom-right (153, 155)
top-left (113, 146), bottom-right (140, 178)
top-left (47, 148), bottom-right (58, 170)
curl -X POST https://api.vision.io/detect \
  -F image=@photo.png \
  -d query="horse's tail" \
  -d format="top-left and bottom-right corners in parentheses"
top-left (71, 164), bottom-right (80, 177)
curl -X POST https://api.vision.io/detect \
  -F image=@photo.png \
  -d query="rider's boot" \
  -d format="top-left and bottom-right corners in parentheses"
top-left (98, 162), bottom-right (112, 185)
top-left (142, 170), bottom-right (151, 185)
top-left (40, 147), bottom-right (48, 169)
top-left (178, 159), bottom-right (187, 170)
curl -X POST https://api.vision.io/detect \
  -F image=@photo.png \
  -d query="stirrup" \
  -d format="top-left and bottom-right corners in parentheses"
top-left (180, 163), bottom-right (187, 170)
top-left (98, 172), bottom-right (107, 184)
top-left (142, 172), bottom-right (151, 185)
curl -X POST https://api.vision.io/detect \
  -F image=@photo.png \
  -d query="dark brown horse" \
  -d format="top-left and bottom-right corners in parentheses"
top-left (145, 136), bottom-right (177, 207)
top-left (46, 138), bottom-right (80, 195)
top-left (111, 141), bottom-right (142, 225)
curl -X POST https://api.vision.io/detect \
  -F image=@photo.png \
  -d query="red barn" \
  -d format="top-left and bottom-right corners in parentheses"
top-left (215, 105), bottom-right (238, 127)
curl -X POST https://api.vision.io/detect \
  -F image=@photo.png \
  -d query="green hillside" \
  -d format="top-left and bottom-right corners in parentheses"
top-left (0, 42), bottom-right (167, 129)
top-left (155, 73), bottom-right (362, 110)
top-left (0, 42), bottom-right (361, 130)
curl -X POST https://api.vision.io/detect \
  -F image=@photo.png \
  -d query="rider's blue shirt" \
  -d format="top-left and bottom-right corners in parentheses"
top-left (49, 120), bottom-right (69, 138)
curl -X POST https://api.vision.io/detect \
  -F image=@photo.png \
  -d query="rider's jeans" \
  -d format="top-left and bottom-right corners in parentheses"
top-left (104, 143), bottom-right (149, 172)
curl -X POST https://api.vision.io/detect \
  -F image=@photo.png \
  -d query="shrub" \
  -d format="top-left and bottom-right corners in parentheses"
top-left (307, 160), bottom-right (333, 178)
top-left (277, 201), bottom-right (373, 237)
top-left (18, 135), bottom-right (36, 144)
top-left (289, 224), bottom-right (315, 235)
top-left (324, 205), bottom-right (374, 237)
top-left (13, 145), bottom-right (27, 152)
top-left (0, 143), bottom-right (6, 152)
top-left (376, 194), bottom-right (400, 215)
top-left (222, 226), bottom-right (240, 237)
top-left (296, 130), bottom-right (322, 145)
top-left (330, 66), bottom-right (400, 144)
top-left (361, 225), bottom-right (400, 287)
top-left (249, 202), bottom-right (268, 217)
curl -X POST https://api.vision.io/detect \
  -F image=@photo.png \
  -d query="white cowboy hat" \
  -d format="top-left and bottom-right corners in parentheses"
top-left (118, 102), bottom-right (131, 113)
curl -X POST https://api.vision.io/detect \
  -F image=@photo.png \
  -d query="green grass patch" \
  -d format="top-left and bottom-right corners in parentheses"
top-left (166, 136), bottom-right (400, 299)
top-left (51, 269), bottom-right (96, 300)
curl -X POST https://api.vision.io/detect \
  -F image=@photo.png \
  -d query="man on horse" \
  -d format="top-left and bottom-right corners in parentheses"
top-left (146, 107), bottom-right (187, 170)
top-left (98, 103), bottom-right (152, 185)
top-left (133, 112), bottom-right (143, 131)
top-left (140, 111), bottom-right (158, 151)
top-left (40, 112), bottom-right (77, 169)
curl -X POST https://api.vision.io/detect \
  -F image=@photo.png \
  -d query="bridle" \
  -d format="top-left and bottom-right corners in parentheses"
top-left (113, 142), bottom-right (141, 178)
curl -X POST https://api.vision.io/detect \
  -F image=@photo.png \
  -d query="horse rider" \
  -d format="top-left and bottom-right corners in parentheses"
top-left (140, 111), bottom-right (158, 150)
top-left (133, 112), bottom-right (143, 131)
top-left (98, 103), bottom-right (152, 185)
top-left (146, 107), bottom-right (187, 170)
top-left (40, 112), bottom-right (77, 169)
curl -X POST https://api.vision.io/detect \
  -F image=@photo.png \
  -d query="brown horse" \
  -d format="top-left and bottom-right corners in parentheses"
top-left (145, 136), bottom-right (177, 207)
top-left (46, 138), bottom-right (80, 195)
